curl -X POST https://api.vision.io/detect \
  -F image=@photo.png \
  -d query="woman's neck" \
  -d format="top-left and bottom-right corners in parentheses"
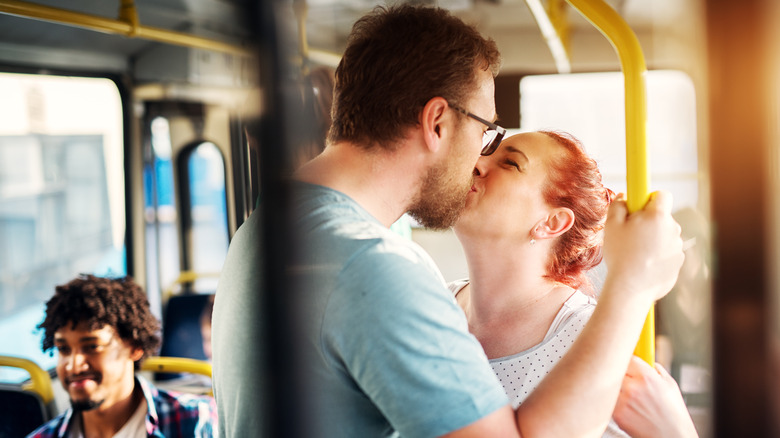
top-left (458, 236), bottom-right (575, 358)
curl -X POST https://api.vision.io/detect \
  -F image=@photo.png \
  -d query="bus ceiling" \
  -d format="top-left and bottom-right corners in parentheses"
top-left (0, 0), bottom-right (255, 85)
top-left (0, 0), bottom-right (695, 77)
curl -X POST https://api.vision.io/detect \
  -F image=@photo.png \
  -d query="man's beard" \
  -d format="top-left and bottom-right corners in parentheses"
top-left (65, 373), bottom-right (104, 412)
top-left (71, 398), bottom-right (105, 412)
top-left (408, 157), bottom-right (472, 230)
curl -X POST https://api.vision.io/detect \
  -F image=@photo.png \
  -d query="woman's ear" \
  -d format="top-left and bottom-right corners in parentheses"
top-left (535, 207), bottom-right (575, 239)
top-left (420, 97), bottom-right (449, 153)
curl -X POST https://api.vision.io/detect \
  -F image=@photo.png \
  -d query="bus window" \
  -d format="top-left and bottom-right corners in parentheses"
top-left (182, 142), bottom-right (228, 293)
top-left (0, 73), bottom-right (125, 383)
top-left (519, 70), bottom-right (700, 210)
top-left (144, 116), bottom-right (180, 307)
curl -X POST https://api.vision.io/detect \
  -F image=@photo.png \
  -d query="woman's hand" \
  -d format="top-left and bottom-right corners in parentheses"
top-left (602, 191), bottom-right (685, 305)
top-left (613, 355), bottom-right (699, 438)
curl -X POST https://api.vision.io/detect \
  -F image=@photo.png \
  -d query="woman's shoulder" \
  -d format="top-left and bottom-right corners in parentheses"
top-left (564, 290), bottom-right (597, 311)
top-left (544, 290), bottom-right (597, 339)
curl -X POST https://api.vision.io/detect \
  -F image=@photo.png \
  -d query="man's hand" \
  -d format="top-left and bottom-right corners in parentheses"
top-left (603, 191), bottom-right (685, 304)
top-left (613, 356), bottom-right (699, 438)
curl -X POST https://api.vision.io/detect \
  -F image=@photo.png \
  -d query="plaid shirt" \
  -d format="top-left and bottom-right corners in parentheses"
top-left (27, 375), bottom-right (217, 438)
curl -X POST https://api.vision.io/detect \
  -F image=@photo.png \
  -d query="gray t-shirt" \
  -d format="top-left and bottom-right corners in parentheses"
top-left (213, 182), bottom-right (508, 438)
top-left (212, 204), bottom-right (265, 437)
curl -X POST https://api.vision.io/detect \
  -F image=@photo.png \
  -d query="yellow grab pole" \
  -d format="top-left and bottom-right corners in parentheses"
top-left (563, 0), bottom-right (654, 365)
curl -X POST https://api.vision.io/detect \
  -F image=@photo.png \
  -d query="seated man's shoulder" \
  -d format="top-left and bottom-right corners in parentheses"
top-left (154, 384), bottom-right (217, 412)
top-left (148, 381), bottom-right (218, 437)
top-left (25, 414), bottom-right (68, 438)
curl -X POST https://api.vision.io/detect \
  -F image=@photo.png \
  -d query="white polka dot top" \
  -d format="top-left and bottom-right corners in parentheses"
top-left (449, 279), bottom-right (630, 438)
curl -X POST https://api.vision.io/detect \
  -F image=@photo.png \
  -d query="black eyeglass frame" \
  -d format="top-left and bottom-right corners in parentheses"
top-left (448, 103), bottom-right (507, 156)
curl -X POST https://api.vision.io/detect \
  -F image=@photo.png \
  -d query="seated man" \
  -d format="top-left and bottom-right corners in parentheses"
top-left (27, 274), bottom-right (217, 438)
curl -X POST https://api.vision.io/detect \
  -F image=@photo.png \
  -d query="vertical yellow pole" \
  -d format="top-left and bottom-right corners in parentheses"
top-left (563, 0), bottom-right (654, 364)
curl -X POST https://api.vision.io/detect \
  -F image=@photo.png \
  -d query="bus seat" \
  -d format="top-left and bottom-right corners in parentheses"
top-left (160, 293), bottom-right (213, 360)
top-left (158, 293), bottom-right (214, 380)
top-left (141, 356), bottom-right (213, 396)
top-left (0, 355), bottom-right (56, 437)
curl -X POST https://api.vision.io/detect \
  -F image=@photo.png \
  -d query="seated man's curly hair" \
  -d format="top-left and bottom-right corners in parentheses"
top-left (38, 274), bottom-right (161, 369)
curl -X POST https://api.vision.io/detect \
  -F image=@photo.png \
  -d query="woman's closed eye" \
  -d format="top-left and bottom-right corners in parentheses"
top-left (504, 159), bottom-right (522, 171)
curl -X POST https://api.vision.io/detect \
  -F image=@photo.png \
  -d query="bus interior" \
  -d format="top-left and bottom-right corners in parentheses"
top-left (1, 0), bottom-right (779, 436)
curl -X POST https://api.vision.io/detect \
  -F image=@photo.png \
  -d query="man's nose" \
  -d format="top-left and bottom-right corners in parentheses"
top-left (65, 352), bottom-right (87, 372)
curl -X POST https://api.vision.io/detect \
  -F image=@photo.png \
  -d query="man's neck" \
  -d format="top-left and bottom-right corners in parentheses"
top-left (294, 140), bottom-right (425, 227)
top-left (79, 381), bottom-right (143, 438)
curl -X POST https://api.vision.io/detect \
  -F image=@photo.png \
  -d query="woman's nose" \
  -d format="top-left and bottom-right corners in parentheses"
top-left (473, 155), bottom-right (490, 177)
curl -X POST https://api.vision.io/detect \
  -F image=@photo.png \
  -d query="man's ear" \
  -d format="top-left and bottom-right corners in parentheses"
top-left (130, 347), bottom-right (144, 363)
top-left (534, 207), bottom-right (575, 239)
top-left (420, 97), bottom-right (449, 153)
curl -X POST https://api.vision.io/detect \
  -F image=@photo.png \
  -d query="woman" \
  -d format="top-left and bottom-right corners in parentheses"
top-left (452, 130), bottom-right (698, 437)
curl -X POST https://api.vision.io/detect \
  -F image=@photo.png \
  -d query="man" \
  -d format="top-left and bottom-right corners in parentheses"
top-left (212, 5), bottom-right (685, 437)
top-left (28, 275), bottom-right (217, 438)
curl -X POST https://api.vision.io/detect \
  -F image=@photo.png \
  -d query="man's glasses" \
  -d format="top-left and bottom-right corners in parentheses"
top-left (448, 103), bottom-right (506, 156)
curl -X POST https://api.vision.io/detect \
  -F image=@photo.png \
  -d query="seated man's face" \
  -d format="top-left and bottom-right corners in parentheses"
top-left (54, 322), bottom-right (141, 411)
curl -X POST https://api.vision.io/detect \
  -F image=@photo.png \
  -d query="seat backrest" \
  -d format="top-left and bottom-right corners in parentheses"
top-left (157, 293), bottom-right (214, 380)
top-left (0, 355), bottom-right (56, 436)
top-left (0, 386), bottom-right (50, 437)
top-left (160, 293), bottom-right (213, 360)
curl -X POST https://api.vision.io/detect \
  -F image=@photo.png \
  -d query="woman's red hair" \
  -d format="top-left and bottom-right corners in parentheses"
top-left (540, 130), bottom-right (615, 293)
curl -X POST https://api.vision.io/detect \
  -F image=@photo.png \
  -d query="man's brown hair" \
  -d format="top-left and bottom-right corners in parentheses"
top-left (328, 5), bottom-right (501, 149)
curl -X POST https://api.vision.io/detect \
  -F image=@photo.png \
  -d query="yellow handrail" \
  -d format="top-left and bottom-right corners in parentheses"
top-left (162, 270), bottom-right (221, 303)
top-left (0, 0), bottom-right (252, 57)
top-left (141, 356), bottom-right (212, 395)
top-left (563, 0), bottom-right (654, 365)
top-left (0, 355), bottom-right (55, 404)
top-left (142, 356), bottom-right (212, 377)
top-left (293, 0), bottom-right (310, 74)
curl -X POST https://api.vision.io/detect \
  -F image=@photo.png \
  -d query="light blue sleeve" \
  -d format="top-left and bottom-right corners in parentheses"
top-left (324, 243), bottom-right (509, 438)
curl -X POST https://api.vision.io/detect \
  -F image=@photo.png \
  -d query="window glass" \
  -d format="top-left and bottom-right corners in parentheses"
top-left (520, 70), bottom-right (699, 209)
top-left (186, 142), bottom-right (228, 292)
top-left (144, 117), bottom-right (180, 309)
top-left (0, 73), bottom-right (125, 383)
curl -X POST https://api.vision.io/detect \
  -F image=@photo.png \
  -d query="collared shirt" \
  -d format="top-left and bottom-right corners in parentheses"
top-left (27, 375), bottom-right (217, 438)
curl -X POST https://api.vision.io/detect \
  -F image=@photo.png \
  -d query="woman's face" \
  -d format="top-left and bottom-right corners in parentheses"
top-left (455, 132), bottom-right (561, 240)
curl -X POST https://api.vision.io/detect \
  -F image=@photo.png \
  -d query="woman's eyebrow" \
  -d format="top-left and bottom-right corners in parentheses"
top-left (503, 145), bottom-right (529, 163)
